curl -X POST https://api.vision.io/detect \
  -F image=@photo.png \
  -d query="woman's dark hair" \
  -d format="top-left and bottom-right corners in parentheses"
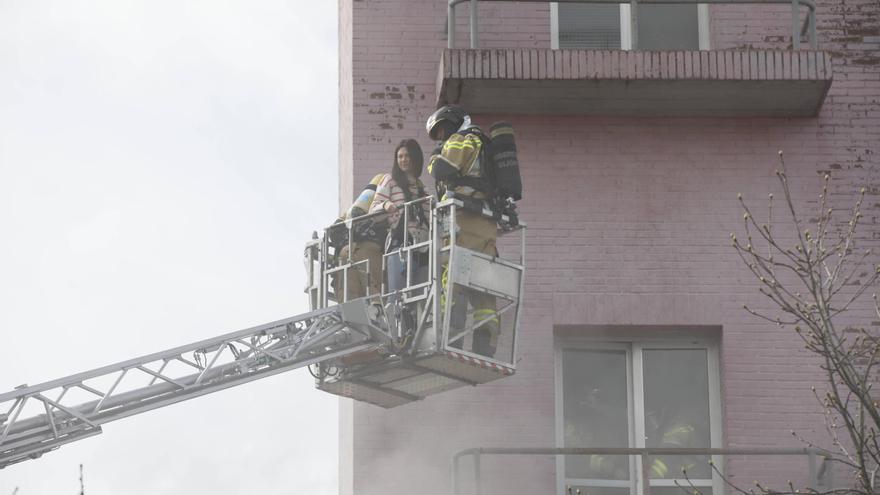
top-left (391, 139), bottom-right (426, 204)
top-left (391, 139), bottom-right (427, 227)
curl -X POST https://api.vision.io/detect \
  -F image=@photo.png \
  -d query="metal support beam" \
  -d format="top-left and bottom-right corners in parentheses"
top-left (809, 8), bottom-right (817, 49)
top-left (470, 0), bottom-right (479, 48)
top-left (448, 2), bottom-right (456, 49)
top-left (631, 0), bottom-right (639, 50)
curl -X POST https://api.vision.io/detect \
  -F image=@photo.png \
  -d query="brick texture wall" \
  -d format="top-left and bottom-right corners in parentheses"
top-left (339, 0), bottom-right (880, 493)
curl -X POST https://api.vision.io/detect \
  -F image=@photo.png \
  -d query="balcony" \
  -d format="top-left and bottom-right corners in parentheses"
top-left (436, 0), bottom-right (833, 117)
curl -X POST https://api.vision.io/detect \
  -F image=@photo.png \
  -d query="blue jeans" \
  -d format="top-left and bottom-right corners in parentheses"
top-left (386, 250), bottom-right (427, 294)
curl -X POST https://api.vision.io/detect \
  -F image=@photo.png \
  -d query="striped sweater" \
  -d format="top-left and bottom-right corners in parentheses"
top-left (369, 174), bottom-right (431, 246)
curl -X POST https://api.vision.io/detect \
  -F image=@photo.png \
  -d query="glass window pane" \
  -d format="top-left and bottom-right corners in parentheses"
top-left (563, 349), bottom-right (630, 480)
top-left (637, 5), bottom-right (699, 50)
top-left (643, 349), bottom-right (712, 479)
top-left (559, 4), bottom-right (621, 49)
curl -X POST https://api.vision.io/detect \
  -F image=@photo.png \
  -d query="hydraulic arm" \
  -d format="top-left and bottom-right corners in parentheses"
top-left (0, 302), bottom-right (384, 469)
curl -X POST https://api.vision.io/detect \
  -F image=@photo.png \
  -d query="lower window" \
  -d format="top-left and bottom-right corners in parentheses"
top-left (555, 339), bottom-right (722, 494)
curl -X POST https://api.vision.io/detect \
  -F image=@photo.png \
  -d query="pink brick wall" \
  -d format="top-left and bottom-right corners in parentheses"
top-left (339, 0), bottom-right (880, 493)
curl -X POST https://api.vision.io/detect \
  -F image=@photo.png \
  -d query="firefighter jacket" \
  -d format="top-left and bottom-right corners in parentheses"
top-left (347, 173), bottom-right (387, 219)
top-left (427, 127), bottom-right (493, 200)
top-left (329, 174), bottom-right (388, 247)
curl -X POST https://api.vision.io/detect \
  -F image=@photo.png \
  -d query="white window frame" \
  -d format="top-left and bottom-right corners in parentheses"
top-left (554, 336), bottom-right (724, 495)
top-left (550, 3), bottom-right (711, 50)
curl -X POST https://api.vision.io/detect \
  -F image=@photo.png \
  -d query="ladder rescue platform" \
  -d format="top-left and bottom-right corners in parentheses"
top-left (306, 198), bottom-right (525, 408)
top-left (0, 197), bottom-right (524, 467)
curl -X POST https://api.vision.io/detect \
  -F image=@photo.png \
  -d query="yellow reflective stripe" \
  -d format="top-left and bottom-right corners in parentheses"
top-left (443, 134), bottom-right (481, 149)
top-left (662, 425), bottom-right (695, 445)
top-left (667, 426), bottom-right (694, 435)
top-left (441, 269), bottom-right (498, 326)
top-left (440, 266), bottom-right (449, 309)
top-left (440, 136), bottom-right (480, 172)
top-left (651, 459), bottom-right (668, 477)
top-left (369, 173), bottom-right (387, 186)
top-left (474, 309), bottom-right (499, 324)
top-left (444, 141), bottom-right (478, 151)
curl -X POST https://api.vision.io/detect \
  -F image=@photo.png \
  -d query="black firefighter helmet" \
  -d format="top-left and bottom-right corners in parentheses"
top-left (426, 105), bottom-right (469, 140)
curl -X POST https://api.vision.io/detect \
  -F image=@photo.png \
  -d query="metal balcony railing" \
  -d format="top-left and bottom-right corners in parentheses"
top-left (451, 446), bottom-right (834, 495)
top-left (448, 0), bottom-right (818, 50)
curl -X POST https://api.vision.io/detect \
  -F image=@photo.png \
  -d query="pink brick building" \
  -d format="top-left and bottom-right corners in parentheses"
top-left (337, 1), bottom-right (879, 493)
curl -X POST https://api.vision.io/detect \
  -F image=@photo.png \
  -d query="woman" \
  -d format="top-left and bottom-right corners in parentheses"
top-left (369, 139), bottom-right (431, 295)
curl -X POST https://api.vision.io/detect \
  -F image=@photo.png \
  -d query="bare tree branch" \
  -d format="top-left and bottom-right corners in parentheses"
top-left (728, 152), bottom-right (880, 495)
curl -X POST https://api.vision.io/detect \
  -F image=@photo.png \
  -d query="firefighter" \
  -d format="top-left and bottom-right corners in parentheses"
top-left (568, 388), bottom-right (630, 481)
top-left (426, 105), bottom-right (499, 357)
top-left (646, 409), bottom-right (699, 479)
top-left (589, 453), bottom-right (628, 480)
top-left (331, 173), bottom-right (387, 301)
top-left (582, 419), bottom-right (698, 481)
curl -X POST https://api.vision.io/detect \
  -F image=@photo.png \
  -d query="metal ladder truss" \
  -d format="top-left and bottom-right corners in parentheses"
top-left (0, 303), bottom-right (385, 469)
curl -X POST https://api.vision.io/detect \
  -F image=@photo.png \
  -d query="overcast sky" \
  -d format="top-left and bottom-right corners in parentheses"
top-left (0, 1), bottom-right (339, 493)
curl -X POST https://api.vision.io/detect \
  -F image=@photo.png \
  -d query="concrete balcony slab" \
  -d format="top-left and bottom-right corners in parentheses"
top-left (436, 49), bottom-right (833, 117)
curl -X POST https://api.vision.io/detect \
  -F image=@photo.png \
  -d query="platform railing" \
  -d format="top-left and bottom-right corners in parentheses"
top-left (305, 197), bottom-right (526, 366)
top-left (434, 199), bottom-right (525, 365)
top-left (448, 0), bottom-right (817, 50)
top-left (320, 207), bottom-right (390, 307)
top-left (382, 195), bottom-right (436, 300)
top-left (310, 196), bottom-right (437, 309)
top-left (451, 446), bottom-right (834, 495)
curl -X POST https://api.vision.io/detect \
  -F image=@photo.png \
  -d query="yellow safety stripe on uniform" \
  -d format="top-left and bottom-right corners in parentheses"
top-left (651, 458), bottom-right (668, 478)
top-left (441, 268), bottom-right (498, 323)
top-left (369, 173), bottom-right (387, 186)
top-left (443, 133), bottom-right (481, 145)
top-left (662, 425), bottom-right (695, 446)
top-left (474, 308), bottom-right (499, 325)
top-left (440, 133), bottom-right (481, 173)
top-left (440, 265), bottom-right (449, 309)
top-left (428, 153), bottom-right (459, 176)
top-left (443, 140), bottom-right (478, 150)
top-left (666, 425), bottom-right (695, 436)
top-left (442, 141), bottom-right (481, 155)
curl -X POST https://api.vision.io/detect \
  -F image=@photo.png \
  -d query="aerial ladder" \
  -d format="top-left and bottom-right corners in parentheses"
top-left (0, 197), bottom-right (525, 469)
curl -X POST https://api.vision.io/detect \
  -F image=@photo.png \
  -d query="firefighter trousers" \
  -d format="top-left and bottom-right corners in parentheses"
top-left (334, 240), bottom-right (383, 301)
top-left (447, 210), bottom-right (499, 356)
